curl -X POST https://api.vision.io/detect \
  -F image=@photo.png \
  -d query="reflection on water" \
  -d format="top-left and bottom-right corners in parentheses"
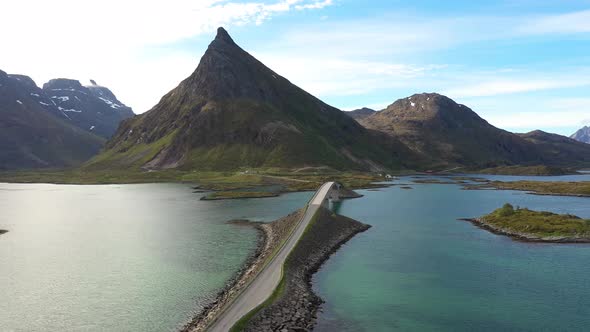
top-left (0, 183), bottom-right (311, 332)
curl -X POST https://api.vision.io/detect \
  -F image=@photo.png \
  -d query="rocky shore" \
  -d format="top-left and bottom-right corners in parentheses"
top-left (338, 187), bottom-right (364, 199)
top-left (200, 191), bottom-right (280, 201)
top-left (181, 209), bottom-right (304, 332)
top-left (460, 218), bottom-right (590, 243)
top-left (242, 207), bottom-right (371, 331)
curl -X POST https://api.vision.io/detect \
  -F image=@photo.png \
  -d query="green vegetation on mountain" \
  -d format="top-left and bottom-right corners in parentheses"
top-left (0, 168), bottom-right (384, 194)
top-left (87, 28), bottom-right (415, 173)
top-left (482, 181), bottom-right (590, 197)
top-left (473, 165), bottom-right (576, 176)
top-left (357, 93), bottom-right (590, 170)
top-left (472, 204), bottom-right (590, 241)
top-left (518, 130), bottom-right (590, 167)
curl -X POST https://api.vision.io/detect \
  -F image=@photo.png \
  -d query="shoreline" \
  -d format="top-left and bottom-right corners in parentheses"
top-left (200, 193), bottom-right (280, 201)
top-left (459, 218), bottom-right (590, 243)
top-left (181, 210), bottom-right (304, 332)
top-left (180, 221), bottom-right (267, 332)
top-left (242, 207), bottom-right (371, 331)
top-left (182, 204), bottom-right (370, 331)
top-left (462, 186), bottom-right (590, 198)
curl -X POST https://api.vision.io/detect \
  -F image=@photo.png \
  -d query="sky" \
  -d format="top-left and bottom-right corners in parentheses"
top-left (2, 0), bottom-right (590, 136)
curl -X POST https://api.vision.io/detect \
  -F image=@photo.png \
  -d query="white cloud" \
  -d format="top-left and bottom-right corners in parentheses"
top-left (442, 79), bottom-right (586, 98)
top-left (0, 0), bottom-right (335, 112)
top-left (455, 96), bottom-right (590, 136)
top-left (255, 53), bottom-right (446, 97)
top-left (295, 0), bottom-right (333, 10)
top-left (2, 3), bottom-right (590, 119)
top-left (518, 10), bottom-right (590, 35)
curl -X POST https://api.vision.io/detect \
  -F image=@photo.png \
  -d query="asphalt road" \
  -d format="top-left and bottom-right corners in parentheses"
top-left (207, 182), bottom-right (335, 332)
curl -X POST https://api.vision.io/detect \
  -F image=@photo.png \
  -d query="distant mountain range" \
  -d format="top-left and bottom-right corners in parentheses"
top-left (347, 107), bottom-right (376, 121)
top-left (41, 78), bottom-right (134, 138)
top-left (354, 93), bottom-right (590, 168)
top-left (3, 27), bottom-right (590, 172)
top-left (571, 126), bottom-right (590, 144)
top-left (87, 28), bottom-right (412, 171)
top-left (0, 71), bottom-right (133, 169)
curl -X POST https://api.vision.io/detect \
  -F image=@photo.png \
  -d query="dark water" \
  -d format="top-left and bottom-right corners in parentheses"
top-left (0, 183), bottom-right (311, 331)
top-left (314, 176), bottom-right (590, 332)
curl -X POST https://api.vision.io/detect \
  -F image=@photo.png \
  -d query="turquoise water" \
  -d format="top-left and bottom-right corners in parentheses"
top-left (0, 183), bottom-right (311, 331)
top-left (3, 177), bottom-right (590, 332)
top-left (314, 176), bottom-right (590, 332)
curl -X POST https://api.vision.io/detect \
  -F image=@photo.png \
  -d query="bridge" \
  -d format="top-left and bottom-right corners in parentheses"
top-left (207, 181), bottom-right (341, 332)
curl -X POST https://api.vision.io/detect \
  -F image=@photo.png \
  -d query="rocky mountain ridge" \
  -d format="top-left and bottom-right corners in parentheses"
top-left (89, 27), bottom-right (414, 171)
top-left (357, 93), bottom-right (590, 168)
top-left (0, 70), bottom-right (105, 169)
top-left (41, 78), bottom-right (134, 138)
top-left (570, 126), bottom-right (590, 144)
top-left (346, 107), bottom-right (376, 121)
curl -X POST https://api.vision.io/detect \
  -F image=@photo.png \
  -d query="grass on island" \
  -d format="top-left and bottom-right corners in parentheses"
top-left (481, 204), bottom-right (590, 238)
top-left (471, 165), bottom-right (577, 176)
top-left (0, 168), bottom-right (387, 194)
top-left (487, 181), bottom-right (590, 196)
top-left (201, 191), bottom-right (279, 200)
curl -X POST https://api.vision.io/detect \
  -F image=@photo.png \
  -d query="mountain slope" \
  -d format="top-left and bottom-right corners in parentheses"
top-left (0, 70), bottom-right (105, 169)
top-left (358, 93), bottom-right (590, 168)
top-left (88, 28), bottom-right (414, 171)
top-left (570, 126), bottom-right (590, 144)
top-left (359, 93), bottom-right (542, 167)
top-left (346, 107), bottom-right (377, 121)
top-left (519, 130), bottom-right (590, 166)
top-left (41, 79), bottom-right (134, 138)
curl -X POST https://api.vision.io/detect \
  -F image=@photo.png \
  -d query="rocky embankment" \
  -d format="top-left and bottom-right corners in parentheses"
top-left (460, 218), bottom-right (590, 243)
top-left (182, 209), bottom-right (304, 332)
top-left (242, 207), bottom-right (371, 331)
top-left (338, 187), bottom-right (364, 199)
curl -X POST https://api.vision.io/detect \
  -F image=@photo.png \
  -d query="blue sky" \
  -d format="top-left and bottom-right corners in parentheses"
top-left (2, 0), bottom-right (590, 135)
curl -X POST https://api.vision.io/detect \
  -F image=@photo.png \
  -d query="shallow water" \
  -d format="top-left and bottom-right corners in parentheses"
top-left (0, 183), bottom-right (311, 331)
top-left (314, 176), bottom-right (590, 331)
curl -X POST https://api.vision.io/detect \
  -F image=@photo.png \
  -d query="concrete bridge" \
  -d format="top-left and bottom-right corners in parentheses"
top-left (309, 181), bottom-right (341, 208)
top-left (207, 182), bottom-right (342, 332)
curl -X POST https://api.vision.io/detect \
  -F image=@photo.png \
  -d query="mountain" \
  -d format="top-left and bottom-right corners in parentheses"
top-left (346, 107), bottom-right (377, 121)
top-left (0, 70), bottom-right (104, 169)
top-left (41, 79), bottom-right (134, 138)
top-left (570, 126), bottom-right (590, 144)
top-left (519, 130), bottom-right (590, 166)
top-left (358, 93), bottom-right (590, 168)
top-left (87, 28), bottom-right (413, 172)
top-left (358, 93), bottom-right (542, 167)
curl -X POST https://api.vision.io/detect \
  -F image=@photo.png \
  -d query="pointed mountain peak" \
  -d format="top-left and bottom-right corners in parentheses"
top-left (214, 27), bottom-right (235, 45)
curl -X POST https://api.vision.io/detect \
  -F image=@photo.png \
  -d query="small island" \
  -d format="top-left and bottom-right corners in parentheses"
top-left (200, 191), bottom-right (280, 200)
top-left (0, 230), bottom-right (8, 236)
top-left (462, 204), bottom-right (590, 243)
top-left (473, 165), bottom-right (577, 176)
top-left (465, 181), bottom-right (590, 197)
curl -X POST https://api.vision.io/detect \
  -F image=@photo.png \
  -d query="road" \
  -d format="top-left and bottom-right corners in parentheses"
top-left (207, 182), bottom-right (336, 332)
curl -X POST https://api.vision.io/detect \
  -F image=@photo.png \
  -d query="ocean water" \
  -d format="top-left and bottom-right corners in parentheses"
top-left (0, 183), bottom-right (312, 331)
top-left (3, 176), bottom-right (590, 332)
top-left (314, 176), bottom-right (590, 331)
